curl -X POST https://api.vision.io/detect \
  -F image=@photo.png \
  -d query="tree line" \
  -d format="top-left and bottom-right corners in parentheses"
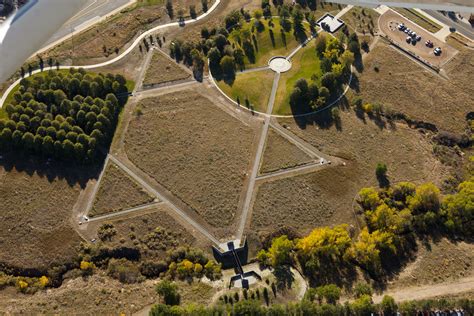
top-left (0, 68), bottom-right (128, 163)
top-left (150, 282), bottom-right (473, 316)
top-left (257, 177), bottom-right (473, 281)
top-left (168, 3), bottom-right (329, 83)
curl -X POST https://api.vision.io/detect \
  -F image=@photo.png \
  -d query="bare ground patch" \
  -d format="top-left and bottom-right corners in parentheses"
top-left (89, 161), bottom-right (155, 218)
top-left (356, 41), bottom-right (473, 134)
top-left (260, 128), bottom-right (314, 174)
top-left (124, 90), bottom-right (257, 233)
top-left (143, 50), bottom-right (191, 86)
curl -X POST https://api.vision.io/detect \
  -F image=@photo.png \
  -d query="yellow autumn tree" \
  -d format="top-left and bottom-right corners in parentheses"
top-left (358, 187), bottom-right (382, 211)
top-left (39, 276), bottom-right (49, 288)
top-left (296, 225), bottom-right (352, 262)
top-left (194, 263), bottom-right (203, 275)
top-left (350, 227), bottom-right (396, 273)
top-left (366, 203), bottom-right (412, 234)
top-left (408, 183), bottom-right (441, 214)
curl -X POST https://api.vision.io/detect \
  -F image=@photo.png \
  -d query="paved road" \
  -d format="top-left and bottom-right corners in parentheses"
top-left (41, 0), bottom-right (132, 49)
top-left (425, 10), bottom-right (474, 40)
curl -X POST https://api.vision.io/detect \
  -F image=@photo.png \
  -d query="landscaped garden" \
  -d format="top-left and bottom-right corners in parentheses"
top-left (201, 6), bottom-right (360, 116)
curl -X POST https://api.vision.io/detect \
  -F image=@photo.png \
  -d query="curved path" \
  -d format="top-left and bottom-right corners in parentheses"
top-left (208, 31), bottom-right (354, 119)
top-left (0, 0), bottom-right (221, 108)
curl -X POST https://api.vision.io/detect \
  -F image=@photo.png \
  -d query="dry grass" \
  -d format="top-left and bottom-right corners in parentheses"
top-left (248, 108), bottom-right (451, 252)
top-left (341, 6), bottom-right (380, 35)
top-left (444, 48), bottom-right (474, 97)
top-left (0, 273), bottom-right (218, 315)
top-left (143, 50), bottom-right (191, 86)
top-left (0, 155), bottom-right (90, 270)
top-left (178, 281), bottom-right (217, 305)
top-left (124, 90), bottom-right (256, 229)
top-left (36, 0), bottom-right (210, 65)
top-left (281, 110), bottom-right (450, 187)
top-left (391, 238), bottom-right (474, 288)
top-left (356, 41), bottom-right (473, 134)
top-left (0, 273), bottom-right (158, 314)
top-left (446, 33), bottom-right (474, 51)
top-left (250, 164), bottom-right (360, 239)
top-left (89, 162), bottom-right (155, 218)
top-left (260, 128), bottom-right (314, 174)
top-left (98, 205), bottom-right (198, 260)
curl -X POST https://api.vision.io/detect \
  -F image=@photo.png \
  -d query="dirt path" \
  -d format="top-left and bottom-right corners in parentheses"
top-left (373, 276), bottom-right (474, 303)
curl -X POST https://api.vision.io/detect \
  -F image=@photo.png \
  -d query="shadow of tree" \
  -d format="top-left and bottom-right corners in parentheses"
top-left (273, 265), bottom-right (294, 290)
top-left (0, 151), bottom-right (102, 188)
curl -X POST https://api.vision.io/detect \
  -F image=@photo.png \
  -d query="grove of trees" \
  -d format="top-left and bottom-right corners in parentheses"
top-left (289, 35), bottom-right (355, 113)
top-left (257, 178), bottom-right (473, 279)
top-left (0, 68), bottom-right (128, 163)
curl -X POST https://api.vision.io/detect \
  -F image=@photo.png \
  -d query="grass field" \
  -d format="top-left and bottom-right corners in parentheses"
top-left (228, 17), bottom-right (308, 69)
top-left (280, 110), bottom-right (450, 187)
top-left (124, 90), bottom-right (256, 231)
top-left (273, 40), bottom-right (322, 115)
top-left (143, 50), bottom-right (191, 86)
top-left (260, 128), bottom-right (314, 174)
top-left (357, 41), bottom-right (473, 134)
top-left (216, 69), bottom-right (275, 113)
top-left (393, 8), bottom-right (442, 33)
top-left (391, 238), bottom-right (474, 288)
top-left (247, 108), bottom-right (453, 252)
top-left (89, 162), bottom-right (155, 217)
top-left (249, 164), bottom-right (360, 255)
top-left (0, 154), bottom-right (91, 270)
top-left (98, 205), bottom-right (197, 260)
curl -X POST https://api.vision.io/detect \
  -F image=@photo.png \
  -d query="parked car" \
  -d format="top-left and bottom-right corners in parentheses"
top-left (416, 35), bottom-right (422, 42)
top-left (398, 23), bottom-right (406, 31)
top-left (406, 36), bottom-right (412, 43)
top-left (425, 40), bottom-right (434, 47)
top-left (404, 28), bottom-right (410, 34)
top-left (434, 47), bottom-right (442, 55)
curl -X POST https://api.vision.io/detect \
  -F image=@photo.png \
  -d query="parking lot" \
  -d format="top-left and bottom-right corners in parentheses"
top-left (379, 10), bottom-right (457, 67)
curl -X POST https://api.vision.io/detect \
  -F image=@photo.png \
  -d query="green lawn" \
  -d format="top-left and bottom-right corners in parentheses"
top-left (228, 17), bottom-right (309, 69)
top-left (216, 70), bottom-right (275, 113)
top-left (273, 41), bottom-right (322, 115)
